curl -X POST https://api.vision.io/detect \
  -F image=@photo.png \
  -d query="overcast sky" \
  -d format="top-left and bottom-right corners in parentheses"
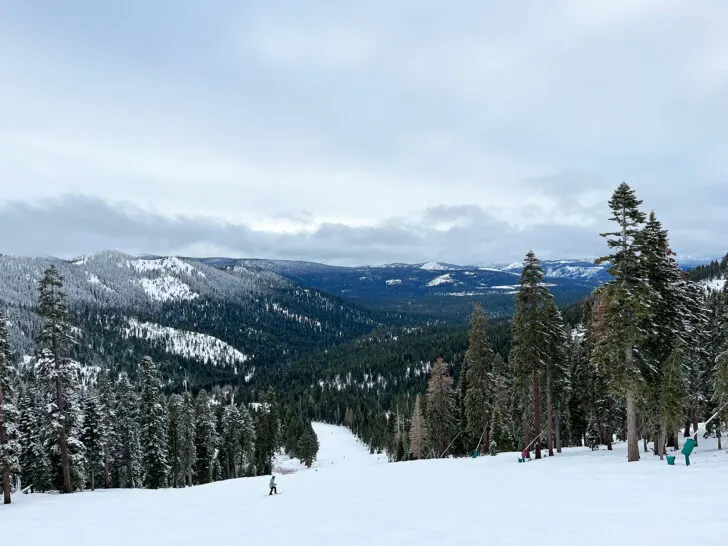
top-left (1, 1), bottom-right (726, 265)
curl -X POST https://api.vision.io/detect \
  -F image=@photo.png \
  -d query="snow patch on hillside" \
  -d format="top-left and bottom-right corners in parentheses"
top-left (420, 262), bottom-right (453, 271)
top-left (544, 265), bottom-right (604, 279)
top-left (426, 274), bottom-right (454, 287)
top-left (386, 279), bottom-right (402, 286)
top-left (138, 276), bottom-right (198, 302)
top-left (126, 257), bottom-right (203, 277)
top-left (268, 302), bottom-right (322, 329)
top-left (86, 273), bottom-right (115, 293)
top-left (123, 318), bottom-right (250, 375)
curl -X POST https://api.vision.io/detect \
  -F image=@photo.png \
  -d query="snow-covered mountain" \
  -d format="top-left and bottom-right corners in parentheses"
top-left (0, 252), bottom-right (411, 386)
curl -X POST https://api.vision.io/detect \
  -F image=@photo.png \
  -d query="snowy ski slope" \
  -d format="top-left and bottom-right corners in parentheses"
top-left (3, 424), bottom-right (727, 545)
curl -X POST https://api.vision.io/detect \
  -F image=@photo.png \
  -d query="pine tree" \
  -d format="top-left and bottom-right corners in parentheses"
top-left (167, 394), bottom-right (184, 487)
top-left (297, 421), bottom-right (319, 468)
top-left (114, 373), bottom-right (142, 488)
top-left (179, 391), bottom-right (196, 486)
top-left (238, 403), bottom-right (255, 477)
top-left (510, 251), bottom-right (550, 459)
top-left (463, 303), bottom-right (495, 454)
top-left (0, 313), bottom-right (20, 504)
top-left (96, 373), bottom-right (117, 488)
top-left (80, 392), bottom-right (106, 491)
top-left (542, 299), bottom-right (570, 455)
top-left (408, 393), bottom-right (426, 460)
top-left (195, 389), bottom-right (219, 484)
top-left (594, 183), bottom-right (650, 462)
top-left (17, 383), bottom-right (51, 492)
top-left (254, 387), bottom-right (280, 475)
top-left (36, 266), bottom-right (80, 492)
top-left (137, 356), bottom-right (169, 488)
top-left (658, 348), bottom-right (686, 459)
top-left (585, 410), bottom-right (601, 450)
top-left (221, 402), bottom-right (243, 479)
top-left (426, 358), bottom-right (456, 457)
top-left (488, 373), bottom-right (515, 455)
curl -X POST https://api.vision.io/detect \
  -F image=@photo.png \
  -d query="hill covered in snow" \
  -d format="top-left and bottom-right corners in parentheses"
top-left (5, 423), bottom-right (727, 546)
top-left (0, 252), bottom-right (418, 387)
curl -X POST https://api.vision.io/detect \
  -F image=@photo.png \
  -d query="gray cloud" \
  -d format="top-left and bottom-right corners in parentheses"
top-left (1, 194), bottom-right (722, 266)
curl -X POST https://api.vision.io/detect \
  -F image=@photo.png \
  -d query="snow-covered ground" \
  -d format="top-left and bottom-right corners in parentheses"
top-left (4, 424), bottom-right (728, 545)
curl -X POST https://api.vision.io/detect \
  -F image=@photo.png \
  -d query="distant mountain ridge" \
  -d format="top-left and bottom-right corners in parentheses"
top-left (0, 251), bottom-right (417, 388)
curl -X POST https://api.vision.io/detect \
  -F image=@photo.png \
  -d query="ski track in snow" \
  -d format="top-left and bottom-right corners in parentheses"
top-left (6, 424), bottom-right (728, 545)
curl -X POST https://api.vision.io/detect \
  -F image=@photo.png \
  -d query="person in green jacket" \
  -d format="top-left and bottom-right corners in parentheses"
top-left (269, 475), bottom-right (277, 495)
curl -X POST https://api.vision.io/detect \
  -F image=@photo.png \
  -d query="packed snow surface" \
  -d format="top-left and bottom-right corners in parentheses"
top-left (5, 424), bottom-right (728, 545)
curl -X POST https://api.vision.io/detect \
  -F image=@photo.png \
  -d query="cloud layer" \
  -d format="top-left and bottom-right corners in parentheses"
top-left (1, 1), bottom-right (726, 263)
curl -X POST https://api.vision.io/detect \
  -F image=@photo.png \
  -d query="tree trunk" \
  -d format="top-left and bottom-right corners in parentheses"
top-left (90, 472), bottom-right (95, 492)
top-left (643, 437), bottom-right (648, 453)
top-left (717, 426), bottom-right (722, 451)
top-left (533, 370), bottom-right (542, 460)
top-left (692, 408), bottom-right (699, 446)
top-left (625, 343), bottom-right (639, 462)
top-left (2, 471), bottom-right (10, 505)
top-left (606, 425), bottom-right (613, 450)
top-left (54, 360), bottom-right (71, 493)
top-left (546, 377), bottom-right (554, 456)
top-left (683, 419), bottom-right (692, 438)
top-left (625, 387), bottom-right (640, 462)
top-left (555, 411), bottom-right (562, 454)
top-left (658, 424), bottom-right (665, 461)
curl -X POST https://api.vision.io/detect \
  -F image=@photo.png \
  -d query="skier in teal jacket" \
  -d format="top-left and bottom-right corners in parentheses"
top-left (269, 475), bottom-right (277, 495)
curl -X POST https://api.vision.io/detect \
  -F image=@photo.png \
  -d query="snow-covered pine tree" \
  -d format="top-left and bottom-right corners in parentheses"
top-left (426, 357), bottom-right (456, 457)
top-left (195, 389), bottom-right (219, 484)
top-left (17, 382), bottom-right (51, 492)
top-left (463, 303), bottom-right (495, 454)
top-left (238, 403), bottom-right (255, 477)
top-left (585, 410), bottom-right (601, 450)
top-left (510, 251), bottom-right (551, 459)
top-left (658, 348), bottom-right (686, 459)
top-left (542, 299), bottom-right (570, 455)
top-left (297, 421), bottom-right (319, 468)
top-left (0, 312), bottom-right (20, 504)
top-left (408, 393), bottom-right (426, 460)
top-left (114, 372), bottom-right (142, 488)
top-left (221, 402), bottom-right (243, 479)
top-left (179, 391), bottom-right (196, 486)
top-left (594, 183), bottom-right (650, 462)
top-left (253, 387), bottom-right (279, 475)
top-left (167, 394), bottom-right (183, 487)
top-left (96, 373), bottom-right (117, 488)
top-left (35, 265), bottom-right (82, 492)
top-left (138, 356), bottom-right (169, 488)
top-left (488, 373), bottom-right (515, 455)
top-left (80, 392), bottom-right (106, 490)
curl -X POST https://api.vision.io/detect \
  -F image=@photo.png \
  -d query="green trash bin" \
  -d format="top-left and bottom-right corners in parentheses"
top-left (681, 438), bottom-right (696, 466)
top-left (666, 455), bottom-right (675, 465)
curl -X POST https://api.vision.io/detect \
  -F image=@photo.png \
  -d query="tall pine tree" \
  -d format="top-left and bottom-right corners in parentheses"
top-left (408, 393), bottom-right (426, 460)
top-left (510, 251), bottom-right (550, 459)
top-left (463, 303), bottom-right (495, 454)
top-left (139, 356), bottom-right (169, 488)
top-left (80, 392), bottom-right (106, 491)
top-left (426, 358), bottom-right (456, 457)
top-left (595, 183), bottom-right (650, 462)
top-left (114, 373), bottom-right (142, 488)
top-left (0, 312), bottom-right (20, 504)
top-left (36, 266), bottom-right (81, 491)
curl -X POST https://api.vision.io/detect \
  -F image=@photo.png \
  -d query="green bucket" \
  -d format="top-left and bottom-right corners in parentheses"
top-left (666, 455), bottom-right (675, 466)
